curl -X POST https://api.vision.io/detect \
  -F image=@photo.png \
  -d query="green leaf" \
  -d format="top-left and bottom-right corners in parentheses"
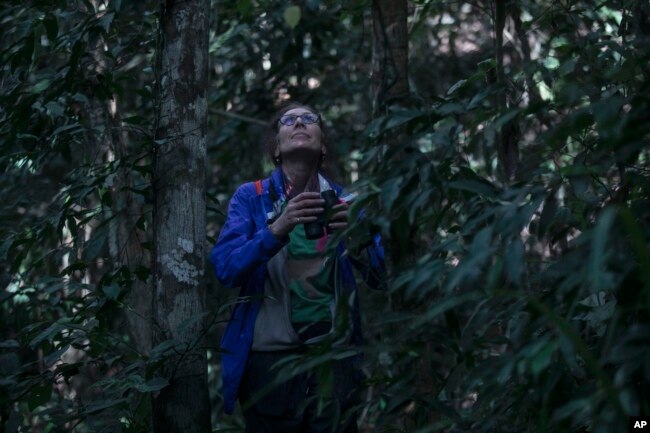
top-left (283, 6), bottom-right (301, 29)
top-left (102, 284), bottom-right (120, 301)
top-left (380, 177), bottom-right (402, 213)
top-left (493, 108), bottom-right (520, 129)
top-left (531, 341), bottom-right (556, 375)
top-left (45, 101), bottom-right (64, 117)
top-left (12, 32), bottom-right (35, 72)
top-left (60, 261), bottom-right (87, 276)
top-left (80, 0), bottom-right (95, 13)
top-left (51, 123), bottom-right (83, 137)
top-left (81, 398), bottom-right (128, 416)
top-left (505, 238), bottom-right (524, 287)
top-left (28, 381), bottom-right (52, 410)
top-left (149, 340), bottom-right (180, 362)
top-left (448, 179), bottom-right (496, 198)
top-left (528, 297), bottom-right (625, 418)
top-left (82, 223), bottom-right (108, 261)
top-left (136, 377), bottom-right (169, 393)
top-left (477, 58), bottom-right (497, 71)
top-left (411, 291), bottom-right (483, 329)
top-left (538, 191), bottom-right (559, 237)
top-left (467, 86), bottom-right (493, 109)
top-left (236, 0), bottom-right (252, 17)
top-left (46, 345), bottom-right (71, 367)
top-left (436, 102), bottom-right (464, 115)
top-left (0, 238), bottom-right (13, 262)
top-left (122, 115), bottom-right (146, 125)
top-left (5, 408), bottom-right (21, 433)
top-left (589, 207), bottom-right (616, 291)
top-left (29, 319), bottom-right (70, 348)
top-left (447, 79), bottom-right (467, 95)
top-left (72, 93), bottom-right (89, 103)
top-left (43, 14), bottom-right (59, 43)
top-left (32, 79), bottom-right (50, 93)
top-left (558, 58), bottom-right (576, 76)
top-left (55, 362), bottom-right (84, 382)
top-left (0, 340), bottom-right (20, 349)
top-left (134, 265), bottom-right (150, 282)
top-left (383, 109), bottom-right (435, 131)
top-left (99, 12), bottom-right (115, 32)
top-left (619, 207), bottom-right (650, 300)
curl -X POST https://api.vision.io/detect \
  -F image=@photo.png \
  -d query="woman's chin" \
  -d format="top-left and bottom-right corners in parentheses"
top-left (283, 147), bottom-right (320, 160)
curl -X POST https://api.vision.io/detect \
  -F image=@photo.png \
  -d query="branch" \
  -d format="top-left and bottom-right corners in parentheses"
top-left (209, 108), bottom-right (267, 126)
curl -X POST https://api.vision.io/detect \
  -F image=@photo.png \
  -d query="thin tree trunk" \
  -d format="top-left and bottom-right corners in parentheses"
top-left (151, 0), bottom-right (211, 432)
top-left (494, 0), bottom-right (519, 181)
top-left (371, 0), bottom-right (439, 427)
top-left (371, 0), bottom-right (412, 268)
top-left (108, 106), bottom-right (152, 355)
top-left (84, 0), bottom-right (153, 355)
top-left (371, 0), bottom-right (409, 116)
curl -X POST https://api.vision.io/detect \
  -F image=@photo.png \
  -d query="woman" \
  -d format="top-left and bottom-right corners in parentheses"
top-left (210, 102), bottom-right (384, 433)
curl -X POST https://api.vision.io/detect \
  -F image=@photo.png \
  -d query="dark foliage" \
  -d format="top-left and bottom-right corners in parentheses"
top-left (1, 0), bottom-right (648, 432)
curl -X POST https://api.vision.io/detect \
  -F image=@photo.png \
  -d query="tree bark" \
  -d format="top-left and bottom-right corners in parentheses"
top-left (494, 0), bottom-right (519, 181)
top-left (371, 0), bottom-right (411, 266)
top-left (371, 0), bottom-right (409, 116)
top-left (371, 0), bottom-right (439, 427)
top-left (370, 0), bottom-right (415, 268)
top-left (151, 1), bottom-right (211, 432)
top-left (86, 0), bottom-right (153, 355)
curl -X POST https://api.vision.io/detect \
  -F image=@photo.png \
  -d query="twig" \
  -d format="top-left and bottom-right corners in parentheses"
top-left (209, 108), bottom-right (267, 126)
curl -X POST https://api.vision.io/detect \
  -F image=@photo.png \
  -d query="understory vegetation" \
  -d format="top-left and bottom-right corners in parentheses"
top-left (1, 0), bottom-right (648, 432)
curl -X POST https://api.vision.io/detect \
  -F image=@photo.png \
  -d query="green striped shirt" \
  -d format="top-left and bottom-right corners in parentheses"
top-left (286, 227), bottom-right (334, 323)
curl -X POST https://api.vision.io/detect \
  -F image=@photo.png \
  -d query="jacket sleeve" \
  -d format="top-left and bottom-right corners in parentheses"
top-left (210, 183), bottom-right (286, 288)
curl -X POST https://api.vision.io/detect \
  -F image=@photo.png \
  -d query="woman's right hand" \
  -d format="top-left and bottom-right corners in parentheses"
top-left (268, 192), bottom-right (324, 239)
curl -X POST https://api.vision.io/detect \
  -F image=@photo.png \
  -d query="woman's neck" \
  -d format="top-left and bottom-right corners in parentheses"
top-left (281, 159), bottom-right (319, 196)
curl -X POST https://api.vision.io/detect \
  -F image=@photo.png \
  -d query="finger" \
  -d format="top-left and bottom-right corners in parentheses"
top-left (293, 199), bottom-right (326, 210)
top-left (292, 192), bottom-right (322, 202)
top-left (327, 222), bottom-right (348, 231)
top-left (285, 205), bottom-right (323, 218)
top-left (329, 210), bottom-right (349, 222)
top-left (291, 215), bottom-right (318, 225)
top-left (300, 207), bottom-right (325, 216)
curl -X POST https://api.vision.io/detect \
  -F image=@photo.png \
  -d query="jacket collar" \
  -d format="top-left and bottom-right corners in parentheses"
top-left (270, 167), bottom-right (284, 200)
top-left (269, 166), bottom-right (339, 198)
top-left (265, 167), bottom-right (340, 224)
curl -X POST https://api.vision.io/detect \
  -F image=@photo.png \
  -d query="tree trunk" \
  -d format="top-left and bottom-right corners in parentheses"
top-left (371, 0), bottom-right (409, 116)
top-left (371, 0), bottom-right (439, 427)
top-left (371, 0), bottom-right (411, 267)
top-left (494, 0), bottom-right (519, 181)
top-left (151, 1), bottom-right (211, 432)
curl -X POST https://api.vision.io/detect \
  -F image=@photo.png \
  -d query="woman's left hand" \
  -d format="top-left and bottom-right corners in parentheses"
top-left (327, 201), bottom-right (349, 232)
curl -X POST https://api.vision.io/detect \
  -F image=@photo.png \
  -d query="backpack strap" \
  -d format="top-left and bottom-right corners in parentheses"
top-left (254, 179), bottom-right (263, 195)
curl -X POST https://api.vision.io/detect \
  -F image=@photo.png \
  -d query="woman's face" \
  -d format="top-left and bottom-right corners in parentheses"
top-left (275, 107), bottom-right (324, 162)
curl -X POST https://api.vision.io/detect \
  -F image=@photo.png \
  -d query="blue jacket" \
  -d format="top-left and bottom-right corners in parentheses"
top-left (210, 168), bottom-right (384, 414)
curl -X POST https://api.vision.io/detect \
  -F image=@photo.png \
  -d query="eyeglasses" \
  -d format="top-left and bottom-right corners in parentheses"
top-left (278, 113), bottom-right (320, 126)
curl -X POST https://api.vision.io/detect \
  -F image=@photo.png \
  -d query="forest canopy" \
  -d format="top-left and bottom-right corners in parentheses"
top-left (1, 0), bottom-right (649, 432)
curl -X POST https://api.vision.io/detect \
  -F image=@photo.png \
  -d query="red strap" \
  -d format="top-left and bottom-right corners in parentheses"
top-left (254, 179), bottom-right (263, 195)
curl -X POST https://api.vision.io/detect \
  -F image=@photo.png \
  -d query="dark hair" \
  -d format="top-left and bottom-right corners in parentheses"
top-left (264, 102), bottom-right (330, 167)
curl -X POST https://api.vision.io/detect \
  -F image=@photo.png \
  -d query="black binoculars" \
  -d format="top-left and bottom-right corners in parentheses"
top-left (304, 190), bottom-right (339, 240)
